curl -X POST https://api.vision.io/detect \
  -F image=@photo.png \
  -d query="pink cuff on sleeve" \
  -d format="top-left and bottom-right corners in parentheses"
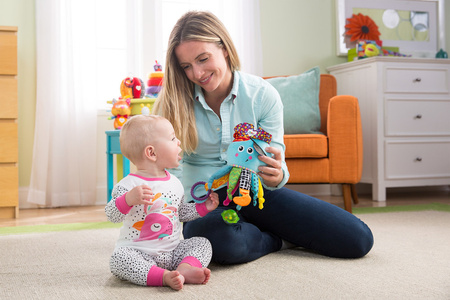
top-left (115, 194), bottom-right (133, 214)
top-left (180, 256), bottom-right (202, 268)
top-left (195, 202), bottom-right (209, 217)
top-left (147, 265), bottom-right (165, 286)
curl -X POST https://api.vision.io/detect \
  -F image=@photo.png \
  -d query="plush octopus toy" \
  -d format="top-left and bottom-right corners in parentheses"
top-left (191, 123), bottom-right (272, 223)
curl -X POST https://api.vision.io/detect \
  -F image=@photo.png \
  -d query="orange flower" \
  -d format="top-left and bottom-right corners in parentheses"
top-left (345, 13), bottom-right (380, 42)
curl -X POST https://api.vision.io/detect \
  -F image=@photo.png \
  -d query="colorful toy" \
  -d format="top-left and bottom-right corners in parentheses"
top-left (356, 40), bottom-right (410, 60)
top-left (120, 77), bottom-right (145, 99)
top-left (145, 61), bottom-right (164, 97)
top-left (221, 209), bottom-right (240, 224)
top-left (191, 123), bottom-right (272, 219)
top-left (140, 103), bottom-right (152, 115)
top-left (109, 98), bottom-right (131, 129)
top-left (364, 43), bottom-right (379, 57)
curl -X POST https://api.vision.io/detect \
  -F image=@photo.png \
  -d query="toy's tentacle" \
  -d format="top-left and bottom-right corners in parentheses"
top-left (208, 173), bottom-right (230, 190)
top-left (208, 165), bottom-right (233, 191)
top-left (257, 178), bottom-right (265, 210)
top-left (239, 169), bottom-right (251, 191)
top-left (251, 173), bottom-right (260, 206)
top-left (227, 167), bottom-right (242, 201)
top-left (232, 169), bottom-right (252, 207)
top-left (224, 184), bottom-right (239, 206)
top-left (233, 188), bottom-right (251, 207)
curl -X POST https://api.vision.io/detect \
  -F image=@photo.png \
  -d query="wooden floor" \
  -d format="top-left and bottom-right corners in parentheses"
top-left (1, 186), bottom-right (449, 228)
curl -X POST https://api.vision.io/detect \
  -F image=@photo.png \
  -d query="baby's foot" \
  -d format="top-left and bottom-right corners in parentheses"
top-left (177, 263), bottom-right (211, 284)
top-left (163, 270), bottom-right (185, 290)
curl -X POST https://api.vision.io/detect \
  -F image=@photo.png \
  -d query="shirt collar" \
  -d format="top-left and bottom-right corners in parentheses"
top-left (194, 71), bottom-right (239, 104)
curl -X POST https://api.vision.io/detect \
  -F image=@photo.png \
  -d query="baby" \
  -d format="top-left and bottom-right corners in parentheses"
top-left (105, 115), bottom-right (218, 290)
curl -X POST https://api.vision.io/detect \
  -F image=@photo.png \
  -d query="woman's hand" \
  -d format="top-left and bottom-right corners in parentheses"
top-left (257, 146), bottom-right (284, 187)
top-left (205, 192), bottom-right (219, 212)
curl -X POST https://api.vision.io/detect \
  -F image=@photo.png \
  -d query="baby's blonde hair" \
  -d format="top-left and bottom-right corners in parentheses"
top-left (119, 115), bottom-right (164, 164)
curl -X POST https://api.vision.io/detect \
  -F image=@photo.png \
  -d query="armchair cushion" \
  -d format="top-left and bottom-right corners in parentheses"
top-left (284, 134), bottom-right (328, 158)
top-left (266, 67), bottom-right (321, 134)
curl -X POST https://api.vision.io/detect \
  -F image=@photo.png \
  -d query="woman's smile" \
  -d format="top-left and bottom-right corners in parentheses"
top-left (199, 73), bottom-right (213, 85)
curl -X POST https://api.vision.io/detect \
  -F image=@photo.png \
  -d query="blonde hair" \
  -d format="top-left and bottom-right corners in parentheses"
top-left (153, 11), bottom-right (241, 154)
top-left (119, 115), bottom-right (164, 164)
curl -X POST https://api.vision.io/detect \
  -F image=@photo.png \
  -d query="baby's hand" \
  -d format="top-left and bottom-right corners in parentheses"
top-left (125, 185), bottom-right (154, 208)
top-left (205, 192), bottom-right (219, 212)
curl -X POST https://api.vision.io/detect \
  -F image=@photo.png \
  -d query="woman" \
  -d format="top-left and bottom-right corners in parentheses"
top-left (153, 11), bottom-right (373, 264)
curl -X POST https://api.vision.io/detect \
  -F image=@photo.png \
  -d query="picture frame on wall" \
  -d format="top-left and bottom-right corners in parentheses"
top-left (335, 0), bottom-right (445, 57)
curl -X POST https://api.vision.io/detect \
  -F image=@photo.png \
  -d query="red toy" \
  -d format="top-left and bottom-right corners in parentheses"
top-left (120, 77), bottom-right (145, 99)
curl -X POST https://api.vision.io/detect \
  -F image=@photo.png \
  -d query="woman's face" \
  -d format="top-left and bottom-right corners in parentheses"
top-left (175, 40), bottom-right (232, 98)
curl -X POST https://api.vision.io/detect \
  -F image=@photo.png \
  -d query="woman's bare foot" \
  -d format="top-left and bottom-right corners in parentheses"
top-left (163, 270), bottom-right (185, 290)
top-left (176, 263), bottom-right (211, 284)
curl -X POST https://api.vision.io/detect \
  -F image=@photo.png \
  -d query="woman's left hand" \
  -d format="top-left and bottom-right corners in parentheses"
top-left (257, 146), bottom-right (284, 187)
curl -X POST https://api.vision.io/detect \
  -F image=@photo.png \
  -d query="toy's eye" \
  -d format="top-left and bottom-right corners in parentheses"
top-left (238, 146), bottom-right (244, 152)
top-left (247, 147), bottom-right (254, 154)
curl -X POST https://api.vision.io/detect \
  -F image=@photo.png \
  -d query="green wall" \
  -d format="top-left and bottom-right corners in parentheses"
top-left (0, 0), bottom-right (449, 189)
top-left (260, 0), bottom-right (347, 75)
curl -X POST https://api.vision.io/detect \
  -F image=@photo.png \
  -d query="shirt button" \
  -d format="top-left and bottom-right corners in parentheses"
top-left (216, 127), bottom-right (220, 131)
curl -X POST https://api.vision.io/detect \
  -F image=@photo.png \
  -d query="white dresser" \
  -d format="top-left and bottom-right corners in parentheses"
top-left (327, 57), bottom-right (450, 201)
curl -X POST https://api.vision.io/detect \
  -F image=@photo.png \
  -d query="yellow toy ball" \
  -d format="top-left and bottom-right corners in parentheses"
top-left (365, 44), bottom-right (380, 57)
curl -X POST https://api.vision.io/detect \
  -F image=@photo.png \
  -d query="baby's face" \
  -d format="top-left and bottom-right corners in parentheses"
top-left (152, 119), bottom-right (182, 169)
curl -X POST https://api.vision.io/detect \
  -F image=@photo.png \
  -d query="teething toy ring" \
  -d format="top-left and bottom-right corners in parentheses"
top-left (190, 181), bottom-right (211, 203)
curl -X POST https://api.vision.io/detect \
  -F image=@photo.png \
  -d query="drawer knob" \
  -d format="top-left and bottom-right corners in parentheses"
top-left (415, 157), bottom-right (423, 162)
top-left (413, 78), bottom-right (422, 83)
top-left (415, 114), bottom-right (422, 119)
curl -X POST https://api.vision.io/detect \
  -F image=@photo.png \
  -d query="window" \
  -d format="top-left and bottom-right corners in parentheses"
top-left (91, 0), bottom-right (261, 110)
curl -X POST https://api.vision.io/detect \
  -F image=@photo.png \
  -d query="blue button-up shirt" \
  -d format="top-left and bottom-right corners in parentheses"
top-left (173, 71), bottom-right (290, 200)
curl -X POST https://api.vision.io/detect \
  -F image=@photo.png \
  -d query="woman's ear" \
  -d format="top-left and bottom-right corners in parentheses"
top-left (222, 47), bottom-right (229, 58)
top-left (144, 145), bottom-right (157, 162)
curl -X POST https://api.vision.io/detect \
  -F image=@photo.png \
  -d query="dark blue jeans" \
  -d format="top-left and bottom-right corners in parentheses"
top-left (184, 186), bottom-right (373, 264)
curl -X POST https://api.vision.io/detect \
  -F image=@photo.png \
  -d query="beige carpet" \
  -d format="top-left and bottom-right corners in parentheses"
top-left (1, 211), bottom-right (449, 299)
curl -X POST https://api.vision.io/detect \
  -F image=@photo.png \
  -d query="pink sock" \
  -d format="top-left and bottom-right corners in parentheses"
top-left (147, 265), bottom-right (165, 286)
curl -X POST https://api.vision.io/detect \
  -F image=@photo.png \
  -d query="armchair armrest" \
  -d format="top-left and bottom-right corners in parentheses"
top-left (327, 95), bottom-right (363, 183)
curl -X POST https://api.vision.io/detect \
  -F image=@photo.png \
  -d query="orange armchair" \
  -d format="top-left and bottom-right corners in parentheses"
top-left (268, 74), bottom-right (363, 213)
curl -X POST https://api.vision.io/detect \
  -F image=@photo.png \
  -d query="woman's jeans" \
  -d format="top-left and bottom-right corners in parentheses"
top-left (184, 186), bottom-right (374, 264)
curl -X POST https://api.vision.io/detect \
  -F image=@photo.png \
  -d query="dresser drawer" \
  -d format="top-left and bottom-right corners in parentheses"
top-left (385, 140), bottom-right (450, 179)
top-left (0, 76), bottom-right (18, 118)
top-left (385, 100), bottom-right (450, 136)
top-left (385, 67), bottom-right (449, 94)
top-left (0, 165), bottom-right (18, 207)
top-left (0, 122), bottom-right (18, 163)
top-left (0, 30), bottom-right (17, 75)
